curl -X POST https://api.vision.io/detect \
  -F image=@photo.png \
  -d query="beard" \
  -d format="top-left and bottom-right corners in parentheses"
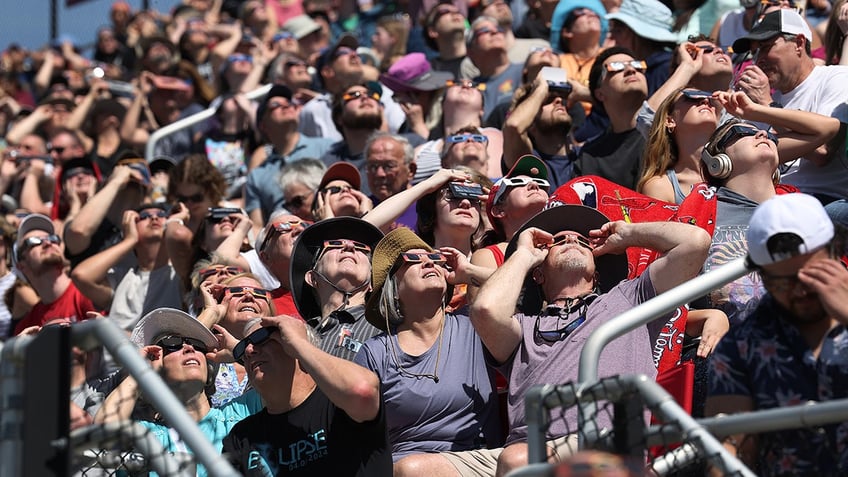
top-left (534, 113), bottom-right (572, 138)
top-left (343, 109), bottom-right (383, 131)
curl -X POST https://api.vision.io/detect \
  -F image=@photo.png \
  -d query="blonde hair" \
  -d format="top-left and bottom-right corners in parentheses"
top-left (637, 87), bottom-right (685, 193)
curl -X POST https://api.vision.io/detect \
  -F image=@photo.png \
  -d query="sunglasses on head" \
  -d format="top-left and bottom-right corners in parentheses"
top-left (155, 335), bottom-right (209, 356)
top-left (198, 266), bottom-right (243, 282)
top-left (176, 192), bottom-right (205, 204)
top-left (233, 326), bottom-right (276, 361)
top-left (445, 79), bottom-right (487, 91)
top-left (20, 234), bottom-right (62, 254)
top-left (445, 133), bottom-right (488, 144)
top-left (601, 60), bottom-right (647, 79)
top-left (137, 209), bottom-right (168, 221)
top-left (715, 123), bottom-right (778, 152)
top-left (547, 232), bottom-right (593, 250)
top-left (342, 90), bottom-right (381, 103)
top-left (400, 252), bottom-right (447, 264)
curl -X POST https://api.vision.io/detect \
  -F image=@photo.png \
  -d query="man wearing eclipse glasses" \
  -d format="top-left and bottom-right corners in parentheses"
top-left (13, 214), bottom-right (98, 335)
top-left (289, 217), bottom-right (383, 361)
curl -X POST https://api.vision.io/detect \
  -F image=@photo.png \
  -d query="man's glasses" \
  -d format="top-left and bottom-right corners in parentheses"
top-left (696, 44), bottom-right (725, 55)
top-left (233, 326), bottom-right (276, 361)
top-left (567, 8), bottom-right (599, 20)
top-left (546, 232), bottom-right (593, 250)
top-left (342, 90), bottom-right (381, 103)
top-left (155, 335), bottom-right (209, 355)
top-left (225, 286), bottom-right (271, 302)
top-left (760, 270), bottom-right (803, 293)
top-left (534, 314), bottom-right (586, 343)
top-left (137, 210), bottom-right (168, 221)
top-left (445, 133), bottom-right (488, 144)
top-left (281, 194), bottom-right (308, 210)
top-left (544, 89), bottom-right (572, 105)
top-left (198, 266), bottom-right (243, 282)
top-left (601, 60), bottom-right (647, 80)
top-left (714, 124), bottom-right (778, 152)
top-left (333, 47), bottom-right (358, 60)
top-left (445, 79), bottom-right (486, 91)
top-left (267, 99), bottom-right (298, 111)
top-left (227, 54), bottom-right (252, 64)
top-left (323, 185), bottom-right (354, 195)
top-left (473, 26), bottom-right (505, 40)
top-left (432, 5), bottom-right (460, 25)
top-left (400, 252), bottom-right (447, 264)
top-left (176, 192), bottom-right (205, 204)
top-left (260, 220), bottom-right (307, 251)
top-left (366, 161), bottom-right (400, 173)
top-left (20, 234), bottom-right (62, 255)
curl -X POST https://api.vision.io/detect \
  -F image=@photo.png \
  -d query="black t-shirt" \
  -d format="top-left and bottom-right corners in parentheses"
top-left (222, 388), bottom-right (391, 476)
top-left (574, 128), bottom-right (645, 191)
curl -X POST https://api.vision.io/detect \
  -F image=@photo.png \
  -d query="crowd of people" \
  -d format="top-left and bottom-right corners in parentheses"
top-left (3, 0), bottom-right (848, 475)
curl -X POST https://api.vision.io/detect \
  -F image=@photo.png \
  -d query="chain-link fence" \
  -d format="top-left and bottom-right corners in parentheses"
top-left (0, 319), bottom-right (239, 477)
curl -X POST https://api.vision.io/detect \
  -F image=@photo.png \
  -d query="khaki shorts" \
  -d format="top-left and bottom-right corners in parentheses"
top-left (441, 434), bottom-right (579, 476)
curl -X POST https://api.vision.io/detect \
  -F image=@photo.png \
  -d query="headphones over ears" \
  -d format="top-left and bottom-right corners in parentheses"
top-left (701, 143), bottom-right (733, 180)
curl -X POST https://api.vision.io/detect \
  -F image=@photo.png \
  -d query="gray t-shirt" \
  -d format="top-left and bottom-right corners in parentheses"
top-left (354, 312), bottom-right (501, 461)
top-left (500, 272), bottom-right (668, 444)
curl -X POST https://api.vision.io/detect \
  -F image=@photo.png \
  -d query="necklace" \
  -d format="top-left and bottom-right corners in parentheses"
top-left (387, 308), bottom-right (445, 383)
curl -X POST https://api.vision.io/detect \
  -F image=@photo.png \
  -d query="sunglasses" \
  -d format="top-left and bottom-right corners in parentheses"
top-left (284, 59), bottom-right (307, 68)
top-left (267, 99), bottom-right (298, 111)
top-left (137, 210), bottom-right (168, 221)
top-left (680, 89), bottom-right (715, 103)
top-left (333, 47), bottom-right (357, 60)
top-left (366, 161), bottom-right (400, 173)
top-left (272, 31), bottom-right (295, 42)
top-left (444, 190), bottom-right (482, 206)
top-left (318, 239), bottom-right (371, 258)
top-left (225, 286), bottom-right (270, 301)
top-left (233, 326), bottom-right (276, 361)
top-left (534, 313), bottom-right (586, 343)
top-left (260, 220), bottom-right (307, 251)
top-left (400, 252), bottom-right (447, 264)
top-left (206, 214), bottom-right (236, 224)
top-left (63, 167), bottom-right (94, 180)
top-left (547, 232), bottom-right (593, 250)
top-left (432, 5), bottom-right (460, 24)
top-left (342, 90), bottom-right (381, 103)
top-left (323, 185), bottom-right (354, 195)
top-left (198, 266), bottom-right (243, 282)
top-left (473, 26), bottom-right (505, 39)
top-left (544, 89), bottom-right (572, 104)
top-left (445, 79), bottom-right (487, 91)
top-left (227, 54), bottom-right (252, 64)
top-left (445, 134), bottom-right (488, 144)
top-left (50, 146), bottom-right (67, 155)
top-left (155, 335), bottom-right (209, 355)
top-left (176, 192), bottom-right (205, 204)
top-left (20, 234), bottom-right (62, 255)
top-left (696, 44), bottom-right (725, 55)
top-left (714, 124), bottom-right (778, 152)
top-left (501, 176), bottom-right (550, 189)
top-left (601, 60), bottom-right (647, 80)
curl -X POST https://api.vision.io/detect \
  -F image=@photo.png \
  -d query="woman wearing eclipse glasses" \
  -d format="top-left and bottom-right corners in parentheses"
top-left (95, 308), bottom-right (262, 476)
top-left (353, 227), bottom-right (502, 470)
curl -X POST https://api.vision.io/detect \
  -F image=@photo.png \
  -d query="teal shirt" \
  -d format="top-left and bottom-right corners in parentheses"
top-left (139, 389), bottom-right (262, 476)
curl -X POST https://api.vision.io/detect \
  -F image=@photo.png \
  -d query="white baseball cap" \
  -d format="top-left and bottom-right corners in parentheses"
top-left (746, 194), bottom-right (834, 266)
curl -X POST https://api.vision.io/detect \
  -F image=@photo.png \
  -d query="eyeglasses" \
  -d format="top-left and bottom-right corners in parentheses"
top-left (753, 35), bottom-right (793, 55)
top-left (342, 90), bottom-right (381, 103)
top-left (445, 79), bottom-right (487, 91)
top-left (366, 161), bottom-right (400, 173)
top-left (227, 54), bottom-right (252, 64)
top-left (198, 266), bottom-right (243, 282)
top-left (500, 176), bottom-right (550, 189)
top-left (233, 326), bottom-right (276, 361)
top-left (50, 146), bottom-right (67, 155)
top-left (137, 210), bottom-right (168, 221)
top-left (400, 252), bottom-right (447, 264)
top-left (176, 192), bottom-right (205, 204)
top-left (318, 239), bottom-right (371, 259)
top-left (224, 286), bottom-right (271, 301)
top-left (322, 185), bottom-right (354, 195)
top-left (284, 59), bottom-right (307, 68)
top-left (443, 190), bottom-right (481, 206)
top-left (714, 124), bottom-right (778, 152)
top-left (281, 194), bottom-right (308, 210)
top-left (601, 60), bottom-right (647, 80)
top-left (333, 47), bottom-right (358, 60)
top-left (155, 335), bottom-right (209, 355)
top-left (432, 5), bottom-right (460, 25)
top-left (534, 313), bottom-right (586, 343)
top-left (20, 234), bottom-right (62, 256)
top-left (547, 232), bottom-right (593, 250)
top-left (445, 133), bottom-right (488, 144)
